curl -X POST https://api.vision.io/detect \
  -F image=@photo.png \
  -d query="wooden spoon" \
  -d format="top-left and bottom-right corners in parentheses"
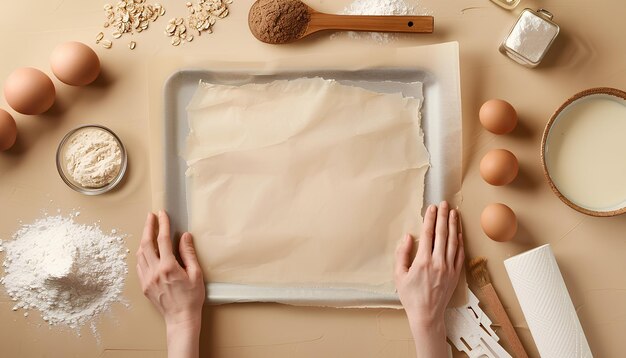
top-left (249, 0), bottom-right (434, 44)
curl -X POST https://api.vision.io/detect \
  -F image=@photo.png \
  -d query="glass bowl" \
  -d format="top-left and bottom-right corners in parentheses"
top-left (56, 125), bottom-right (127, 195)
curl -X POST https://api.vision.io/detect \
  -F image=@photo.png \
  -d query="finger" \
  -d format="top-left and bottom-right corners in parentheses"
top-left (433, 201), bottom-right (450, 259)
top-left (454, 233), bottom-right (465, 273)
top-left (179, 232), bottom-right (202, 280)
top-left (136, 252), bottom-right (148, 285)
top-left (417, 205), bottom-right (437, 259)
top-left (156, 210), bottom-right (175, 261)
top-left (137, 251), bottom-right (150, 275)
top-left (394, 234), bottom-right (413, 278)
top-left (140, 212), bottom-right (159, 266)
top-left (136, 261), bottom-right (150, 296)
top-left (136, 264), bottom-right (144, 286)
top-left (446, 209), bottom-right (459, 266)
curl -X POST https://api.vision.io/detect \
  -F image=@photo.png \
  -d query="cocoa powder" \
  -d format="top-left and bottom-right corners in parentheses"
top-left (249, 0), bottom-right (311, 44)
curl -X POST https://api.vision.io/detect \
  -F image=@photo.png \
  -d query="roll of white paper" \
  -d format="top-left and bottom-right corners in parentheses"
top-left (504, 244), bottom-right (593, 358)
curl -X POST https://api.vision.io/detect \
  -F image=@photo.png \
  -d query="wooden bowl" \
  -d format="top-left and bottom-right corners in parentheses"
top-left (541, 87), bottom-right (626, 217)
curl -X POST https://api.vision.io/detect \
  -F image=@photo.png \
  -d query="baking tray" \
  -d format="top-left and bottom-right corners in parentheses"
top-left (161, 44), bottom-right (462, 306)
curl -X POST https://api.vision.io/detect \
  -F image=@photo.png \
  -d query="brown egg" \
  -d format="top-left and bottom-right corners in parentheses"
top-left (50, 41), bottom-right (100, 86)
top-left (0, 109), bottom-right (17, 151)
top-left (3, 67), bottom-right (56, 115)
top-left (480, 99), bottom-right (517, 134)
top-left (480, 149), bottom-right (519, 186)
top-left (481, 203), bottom-right (517, 242)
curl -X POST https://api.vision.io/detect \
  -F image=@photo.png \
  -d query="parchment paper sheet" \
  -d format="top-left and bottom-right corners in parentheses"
top-left (185, 78), bottom-right (429, 292)
top-left (148, 42), bottom-right (466, 306)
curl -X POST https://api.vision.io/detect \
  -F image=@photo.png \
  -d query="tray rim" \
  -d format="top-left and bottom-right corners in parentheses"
top-left (160, 43), bottom-right (462, 307)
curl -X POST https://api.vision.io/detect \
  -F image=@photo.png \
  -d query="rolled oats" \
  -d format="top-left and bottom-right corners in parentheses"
top-left (98, 0), bottom-right (166, 49)
top-left (165, 0), bottom-right (232, 46)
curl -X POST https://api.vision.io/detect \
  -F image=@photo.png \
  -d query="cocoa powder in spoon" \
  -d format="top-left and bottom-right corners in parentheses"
top-left (249, 0), bottom-right (311, 44)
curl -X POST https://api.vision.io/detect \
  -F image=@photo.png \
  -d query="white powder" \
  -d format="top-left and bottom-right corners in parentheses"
top-left (0, 214), bottom-right (128, 333)
top-left (505, 11), bottom-right (558, 63)
top-left (337, 0), bottom-right (430, 43)
top-left (65, 128), bottom-right (122, 188)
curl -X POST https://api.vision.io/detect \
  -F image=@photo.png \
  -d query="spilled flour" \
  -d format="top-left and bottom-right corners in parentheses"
top-left (336, 0), bottom-right (431, 43)
top-left (0, 213), bottom-right (128, 335)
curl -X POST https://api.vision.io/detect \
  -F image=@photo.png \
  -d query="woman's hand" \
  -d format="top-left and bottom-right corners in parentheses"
top-left (136, 210), bottom-right (205, 358)
top-left (394, 201), bottom-right (464, 357)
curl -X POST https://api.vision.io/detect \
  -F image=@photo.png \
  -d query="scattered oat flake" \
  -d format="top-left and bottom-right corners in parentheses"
top-left (96, 32), bottom-right (104, 43)
top-left (164, 0), bottom-right (232, 46)
top-left (97, 0), bottom-right (167, 50)
top-left (101, 40), bottom-right (113, 49)
top-left (129, 41), bottom-right (136, 50)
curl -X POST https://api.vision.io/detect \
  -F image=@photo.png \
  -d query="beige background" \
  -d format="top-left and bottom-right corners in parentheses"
top-left (0, 0), bottom-right (625, 357)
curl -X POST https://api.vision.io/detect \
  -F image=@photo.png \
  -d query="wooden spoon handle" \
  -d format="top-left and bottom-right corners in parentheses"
top-left (306, 13), bottom-right (434, 35)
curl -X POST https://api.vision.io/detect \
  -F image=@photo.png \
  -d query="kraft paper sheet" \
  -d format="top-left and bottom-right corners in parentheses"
top-left (185, 78), bottom-right (429, 293)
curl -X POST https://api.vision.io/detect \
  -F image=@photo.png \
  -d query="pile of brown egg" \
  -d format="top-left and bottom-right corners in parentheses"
top-left (478, 99), bottom-right (520, 243)
top-left (0, 42), bottom-right (101, 151)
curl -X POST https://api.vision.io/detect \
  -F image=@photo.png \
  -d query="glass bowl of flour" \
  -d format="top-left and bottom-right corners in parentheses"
top-left (56, 125), bottom-right (127, 195)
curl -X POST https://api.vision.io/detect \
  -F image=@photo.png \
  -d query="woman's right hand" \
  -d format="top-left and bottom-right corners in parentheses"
top-left (136, 210), bottom-right (205, 358)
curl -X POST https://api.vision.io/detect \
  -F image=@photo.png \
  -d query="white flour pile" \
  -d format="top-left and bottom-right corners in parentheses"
top-left (0, 213), bottom-right (128, 332)
top-left (337, 0), bottom-right (430, 43)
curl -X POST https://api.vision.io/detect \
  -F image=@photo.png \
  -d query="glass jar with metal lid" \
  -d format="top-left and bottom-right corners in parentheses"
top-left (499, 9), bottom-right (560, 68)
